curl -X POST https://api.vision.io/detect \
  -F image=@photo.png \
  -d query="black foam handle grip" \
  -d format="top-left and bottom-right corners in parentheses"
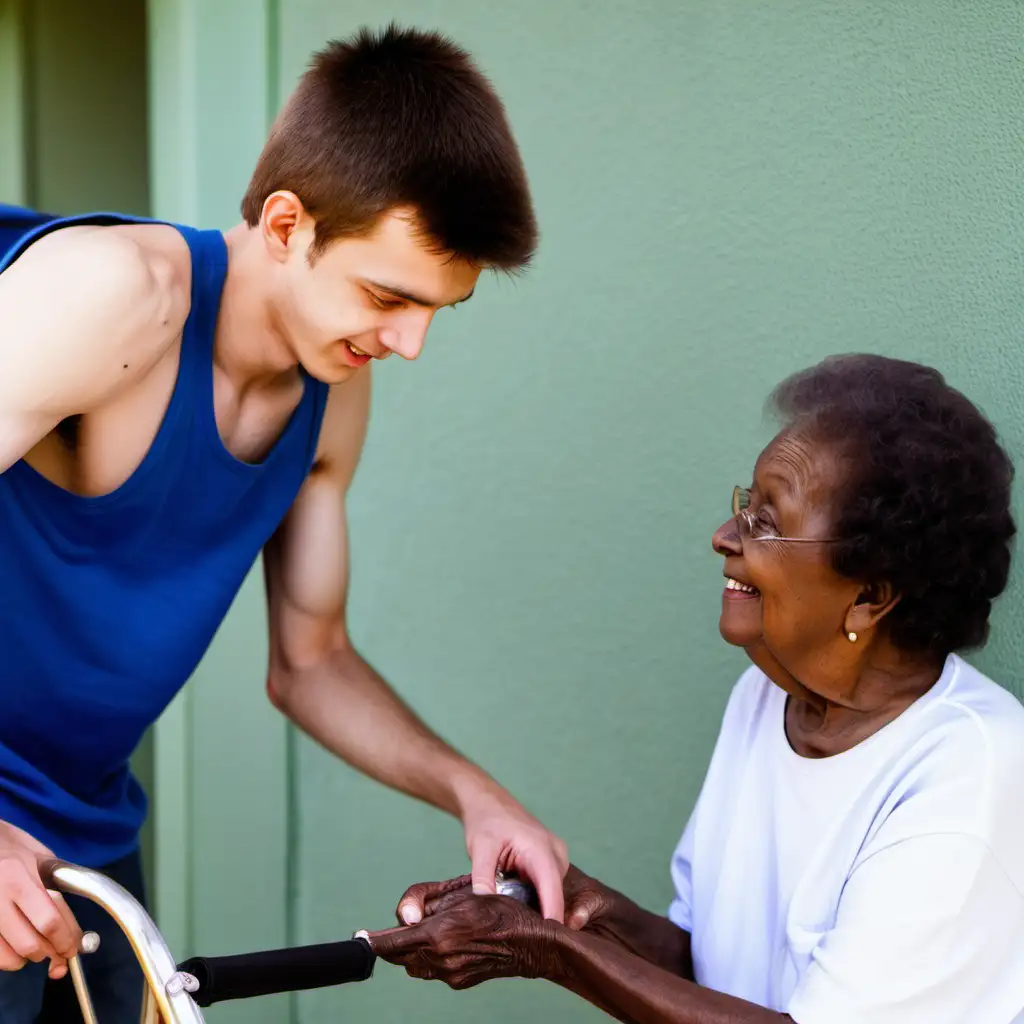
top-left (176, 937), bottom-right (376, 1006)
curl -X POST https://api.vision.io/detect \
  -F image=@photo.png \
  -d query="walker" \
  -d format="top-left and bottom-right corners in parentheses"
top-left (42, 860), bottom-right (377, 1023)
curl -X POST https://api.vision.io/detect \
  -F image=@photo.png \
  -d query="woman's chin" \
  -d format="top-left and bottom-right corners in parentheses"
top-left (719, 599), bottom-right (763, 648)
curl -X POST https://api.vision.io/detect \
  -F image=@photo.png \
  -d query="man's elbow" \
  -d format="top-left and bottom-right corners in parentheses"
top-left (265, 670), bottom-right (293, 713)
top-left (265, 627), bottom-right (353, 713)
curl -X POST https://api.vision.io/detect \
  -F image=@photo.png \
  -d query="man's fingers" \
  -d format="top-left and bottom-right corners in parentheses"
top-left (18, 885), bottom-right (81, 961)
top-left (469, 838), bottom-right (502, 897)
top-left (0, 900), bottom-right (60, 964)
top-left (0, 933), bottom-right (26, 972)
top-left (518, 853), bottom-right (565, 923)
top-left (44, 891), bottom-right (84, 959)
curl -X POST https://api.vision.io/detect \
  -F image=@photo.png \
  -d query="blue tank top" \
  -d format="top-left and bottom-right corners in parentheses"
top-left (0, 209), bottom-right (329, 866)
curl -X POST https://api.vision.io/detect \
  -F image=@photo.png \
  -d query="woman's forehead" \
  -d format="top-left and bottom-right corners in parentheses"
top-left (753, 431), bottom-right (844, 498)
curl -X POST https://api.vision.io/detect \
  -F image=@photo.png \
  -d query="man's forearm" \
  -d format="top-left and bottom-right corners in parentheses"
top-left (551, 928), bottom-right (787, 1024)
top-left (270, 643), bottom-right (497, 817)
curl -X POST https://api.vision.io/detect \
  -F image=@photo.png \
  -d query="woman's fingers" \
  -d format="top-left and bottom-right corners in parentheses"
top-left (366, 921), bottom-right (428, 962)
top-left (395, 874), bottom-right (472, 926)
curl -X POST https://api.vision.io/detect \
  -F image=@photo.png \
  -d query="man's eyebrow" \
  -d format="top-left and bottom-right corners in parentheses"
top-left (364, 280), bottom-right (476, 308)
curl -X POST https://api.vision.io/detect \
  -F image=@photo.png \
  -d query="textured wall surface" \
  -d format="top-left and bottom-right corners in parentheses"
top-left (270, 3), bottom-right (1024, 1023)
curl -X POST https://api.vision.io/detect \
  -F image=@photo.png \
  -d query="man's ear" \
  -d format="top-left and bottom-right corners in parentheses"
top-left (261, 191), bottom-right (308, 262)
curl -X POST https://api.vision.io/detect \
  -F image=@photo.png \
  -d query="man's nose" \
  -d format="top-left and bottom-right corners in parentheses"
top-left (378, 311), bottom-right (432, 361)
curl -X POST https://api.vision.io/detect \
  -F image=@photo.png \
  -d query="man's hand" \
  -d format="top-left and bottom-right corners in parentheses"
top-left (0, 821), bottom-right (83, 979)
top-left (393, 788), bottom-right (568, 925)
top-left (459, 787), bottom-right (569, 924)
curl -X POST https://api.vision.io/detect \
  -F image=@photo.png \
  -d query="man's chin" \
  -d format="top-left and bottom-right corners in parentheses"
top-left (304, 361), bottom-right (362, 386)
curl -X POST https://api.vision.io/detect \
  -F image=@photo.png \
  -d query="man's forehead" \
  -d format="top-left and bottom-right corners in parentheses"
top-left (320, 217), bottom-right (480, 304)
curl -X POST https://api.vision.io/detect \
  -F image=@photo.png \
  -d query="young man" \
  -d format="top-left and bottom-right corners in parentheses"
top-left (0, 25), bottom-right (567, 1022)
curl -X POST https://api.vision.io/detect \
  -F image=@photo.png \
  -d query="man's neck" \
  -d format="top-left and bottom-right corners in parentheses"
top-left (214, 224), bottom-right (300, 390)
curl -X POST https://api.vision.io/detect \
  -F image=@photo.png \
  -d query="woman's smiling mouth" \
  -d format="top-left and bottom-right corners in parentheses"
top-left (725, 577), bottom-right (760, 598)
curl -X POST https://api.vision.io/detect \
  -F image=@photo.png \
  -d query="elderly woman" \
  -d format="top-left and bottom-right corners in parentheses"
top-left (369, 354), bottom-right (1024, 1024)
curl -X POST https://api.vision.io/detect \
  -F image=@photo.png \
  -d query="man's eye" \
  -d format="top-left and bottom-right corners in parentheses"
top-left (369, 293), bottom-right (404, 310)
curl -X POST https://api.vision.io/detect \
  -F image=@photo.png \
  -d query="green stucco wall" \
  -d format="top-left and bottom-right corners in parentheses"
top-left (282, 3), bottom-right (1024, 1022)
top-left (144, 4), bottom-right (1024, 1024)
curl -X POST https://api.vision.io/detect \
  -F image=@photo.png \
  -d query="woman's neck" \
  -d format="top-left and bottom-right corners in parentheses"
top-left (747, 641), bottom-right (945, 757)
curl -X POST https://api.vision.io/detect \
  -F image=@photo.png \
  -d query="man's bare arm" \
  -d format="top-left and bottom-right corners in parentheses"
top-left (264, 372), bottom-right (569, 919)
top-left (0, 228), bottom-right (183, 472)
top-left (263, 371), bottom-right (489, 812)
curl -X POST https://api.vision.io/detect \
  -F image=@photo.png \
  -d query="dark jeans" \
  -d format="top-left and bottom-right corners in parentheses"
top-left (0, 849), bottom-right (146, 1023)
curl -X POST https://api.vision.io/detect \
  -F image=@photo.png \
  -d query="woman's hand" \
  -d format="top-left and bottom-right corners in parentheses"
top-left (561, 866), bottom-right (619, 932)
top-left (368, 890), bottom-right (563, 989)
top-left (391, 864), bottom-right (616, 932)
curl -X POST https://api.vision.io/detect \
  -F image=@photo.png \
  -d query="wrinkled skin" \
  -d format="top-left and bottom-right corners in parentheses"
top-left (371, 866), bottom-right (619, 988)
top-left (370, 890), bottom-right (554, 988)
top-left (394, 865), bottom-right (616, 930)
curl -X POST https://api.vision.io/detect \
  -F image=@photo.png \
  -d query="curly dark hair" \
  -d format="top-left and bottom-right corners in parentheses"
top-left (769, 354), bottom-right (1016, 658)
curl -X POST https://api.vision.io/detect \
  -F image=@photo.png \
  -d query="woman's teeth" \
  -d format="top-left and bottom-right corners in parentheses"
top-left (347, 342), bottom-right (369, 357)
top-left (726, 578), bottom-right (759, 595)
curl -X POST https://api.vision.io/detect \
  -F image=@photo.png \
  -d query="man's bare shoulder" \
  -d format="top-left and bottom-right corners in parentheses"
top-left (313, 370), bottom-right (372, 489)
top-left (0, 222), bottom-right (193, 417)
top-left (7, 223), bottom-right (191, 344)
top-left (0, 223), bottom-right (192, 412)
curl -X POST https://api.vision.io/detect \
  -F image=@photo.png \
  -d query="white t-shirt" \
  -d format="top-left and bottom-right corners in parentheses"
top-left (668, 654), bottom-right (1024, 1024)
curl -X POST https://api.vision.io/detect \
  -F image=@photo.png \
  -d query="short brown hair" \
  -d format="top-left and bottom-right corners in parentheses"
top-left (241, 24), bottom-right (537, 269)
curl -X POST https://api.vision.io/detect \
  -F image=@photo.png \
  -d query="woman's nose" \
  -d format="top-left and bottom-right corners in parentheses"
top-left (713, 517), bottom-right (743, 556)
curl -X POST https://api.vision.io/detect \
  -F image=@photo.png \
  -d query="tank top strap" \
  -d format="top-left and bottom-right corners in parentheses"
top-left (171, 224), bottom-right (228, 385)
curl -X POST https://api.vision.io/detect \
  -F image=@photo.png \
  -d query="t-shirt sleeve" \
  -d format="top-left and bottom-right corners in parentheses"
top-left (666, 666), bottom-right (768, 935)
top-left (788, 833), bottom-right (1024, 1024)
top-left (667, 812), bottom-right (695, 931)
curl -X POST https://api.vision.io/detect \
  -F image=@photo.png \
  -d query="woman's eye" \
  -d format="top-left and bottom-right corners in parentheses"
top-left (370, 293), bottom-right (404, 310)
top-left (755, 510), bottom-right (778, 534)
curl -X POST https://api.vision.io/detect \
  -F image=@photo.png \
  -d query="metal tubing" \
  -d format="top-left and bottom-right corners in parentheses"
top-left (69, 953), bottom-right (99, 1024)
top-left (140, 986), bottom-right (161, 1024)
top-left (40, 860), bottom-right (204, 1024)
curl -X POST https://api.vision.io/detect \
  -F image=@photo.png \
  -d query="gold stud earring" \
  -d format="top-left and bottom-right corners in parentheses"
top-left (848, 632), bottom-right (858, 643)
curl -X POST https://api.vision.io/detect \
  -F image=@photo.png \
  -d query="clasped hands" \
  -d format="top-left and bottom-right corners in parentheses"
top-left (367, 867), bottom-right (617, 989)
